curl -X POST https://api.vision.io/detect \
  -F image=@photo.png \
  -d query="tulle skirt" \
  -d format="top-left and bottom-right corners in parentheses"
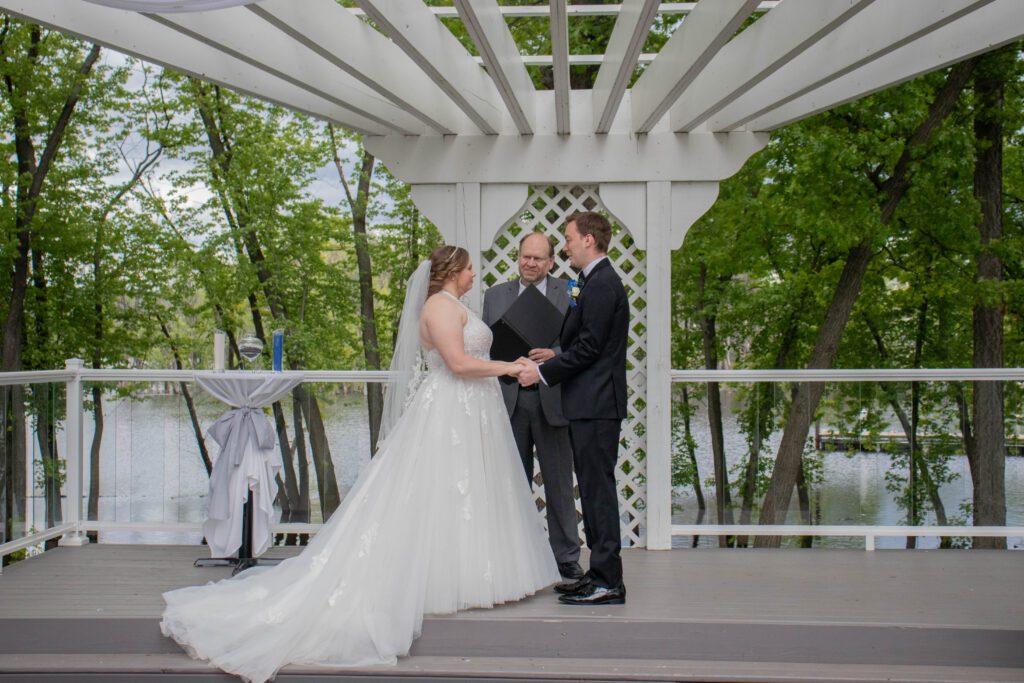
top-left (161, 371), bottom-right (560, 682)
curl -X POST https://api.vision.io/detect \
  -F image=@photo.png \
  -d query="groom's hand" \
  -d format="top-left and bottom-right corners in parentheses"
top-left (528, 347), bottom-right (555, 362)
top-left (516, 357), bottom-right (541, 387)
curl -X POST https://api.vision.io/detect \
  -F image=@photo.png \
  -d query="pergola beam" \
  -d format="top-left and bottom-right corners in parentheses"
top-left (455, 0), bottom-right (537, 135)
top-left (708, 0), bottom-right (995, 132)
top-left (0, 0), bottom-right (396, 136)
top-left (747, 0), bottom-right (1024, 131)
top-left (364, 129), bottom-right (768, 185)
top-left (670, 0), bottom-right (875, 133)
top-left (145, 6), bottom-right (432, 136)
top-left (356, 0), bottom-right (507, 135)
top-left (249, 0), bottom-right (481, 135)
top-left (592, 0), bottom-right (659, 134)
top-left (549, 0), bottom-right (570, 134)
top-left (630, 0), bottom-right (759, 134)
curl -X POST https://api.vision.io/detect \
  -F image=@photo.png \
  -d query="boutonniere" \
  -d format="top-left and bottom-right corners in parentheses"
top-left (567, 278), bottom-right (582, 307)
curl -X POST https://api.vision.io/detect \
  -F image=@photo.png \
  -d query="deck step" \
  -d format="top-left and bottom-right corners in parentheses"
top-left (3, 616), bottom-right (1023, 669)
top-left (1, 653), bottom-right (1023, 683)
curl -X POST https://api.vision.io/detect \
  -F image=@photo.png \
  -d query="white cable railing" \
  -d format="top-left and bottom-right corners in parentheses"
top-left (670, 525), bottom-right (1017, 552)
top-left (0, 362), bottom-right (1021, 567)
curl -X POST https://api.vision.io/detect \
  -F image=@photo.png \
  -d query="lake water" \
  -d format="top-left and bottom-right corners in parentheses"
top-left (25, 386), bottom-right (1023, 550)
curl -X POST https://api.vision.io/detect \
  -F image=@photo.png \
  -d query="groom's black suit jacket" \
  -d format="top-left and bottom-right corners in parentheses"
top-left (539, 258), bottom-right (628, 420)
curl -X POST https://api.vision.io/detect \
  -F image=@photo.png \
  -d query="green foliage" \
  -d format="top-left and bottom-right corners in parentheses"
top-left (672, 47), bottom-right (1024, 526)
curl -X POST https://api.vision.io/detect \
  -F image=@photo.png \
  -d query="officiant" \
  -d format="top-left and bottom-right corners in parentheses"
top-left (482, 232), bottom-right (582, 581)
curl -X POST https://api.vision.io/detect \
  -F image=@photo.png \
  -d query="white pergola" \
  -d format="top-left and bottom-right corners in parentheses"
top-left (3, 0), bottom-right (1022, 549)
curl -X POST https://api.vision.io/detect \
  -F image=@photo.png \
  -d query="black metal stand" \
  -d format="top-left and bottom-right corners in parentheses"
top-left (194, 490), bottom-right (283, 576)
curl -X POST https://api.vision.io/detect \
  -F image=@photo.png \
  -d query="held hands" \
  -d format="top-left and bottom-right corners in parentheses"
top-left (505, 358), bottom-right (531, 378)
top-left (515, 357), bottom-right (541, 387)
top-left (528, 347), bottom-right (555, 363)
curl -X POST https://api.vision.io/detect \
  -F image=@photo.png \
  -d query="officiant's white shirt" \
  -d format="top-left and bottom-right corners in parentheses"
top-left (518, 277), bottom-right (548, 297)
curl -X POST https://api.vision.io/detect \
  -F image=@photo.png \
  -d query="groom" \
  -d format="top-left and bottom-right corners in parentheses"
top-left (517, 212), bottom-right (629, 606)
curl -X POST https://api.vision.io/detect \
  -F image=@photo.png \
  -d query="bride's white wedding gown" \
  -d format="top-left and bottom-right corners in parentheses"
top-left (161, 295), bottom-right (560, 682)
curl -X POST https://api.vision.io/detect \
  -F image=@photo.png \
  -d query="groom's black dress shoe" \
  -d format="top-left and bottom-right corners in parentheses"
top-left (553, 575), bottom-right (591, 595)
top-left (558, 583), bottom-right (626, 606)
top-left (557, 561), bottom-right (584, 580)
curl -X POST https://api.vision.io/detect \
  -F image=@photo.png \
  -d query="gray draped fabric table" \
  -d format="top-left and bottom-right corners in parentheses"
top-left (196, 372), bottom-right (304, 561)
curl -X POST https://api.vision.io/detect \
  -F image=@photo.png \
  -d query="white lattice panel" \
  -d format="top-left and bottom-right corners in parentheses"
top-left (482, 185), bottom-right (648, 547)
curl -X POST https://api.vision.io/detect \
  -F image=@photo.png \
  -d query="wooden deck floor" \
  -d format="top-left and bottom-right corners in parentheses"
top-left (1, 543), bottom-right (1022, 682)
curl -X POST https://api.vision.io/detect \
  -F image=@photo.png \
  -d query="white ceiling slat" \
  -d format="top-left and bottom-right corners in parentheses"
top-left (550, 0), bottom-right (570, 134)
top-left (670, 0), bottom-right (875, 133)
top-left (145, 6), bottom-right (431, 136)
top-left (454, 0), bottom-right (537, 135)
top-left (708, 0), bottom-right (994, 132)
top-left (491, 54), bottom-right (659, 66)
top-left (630, 0), bottom-right (760, 134)
top-left (356, 0), bottom-right (506, 135)
top-left (348, 3), bottom-right (781, 20)
top-left (0, 0), bottom-right (395, 136)
top-left (747, 0), bottom-right (1024, 132)
top-left (592, 0), bottom-right (659, 134)
top-left (249, 0), bottom-right (480, 135)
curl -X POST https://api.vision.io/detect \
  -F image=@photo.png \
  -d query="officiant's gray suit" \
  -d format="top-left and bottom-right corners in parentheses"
top-left (482, 275), bottom-right (579, 565)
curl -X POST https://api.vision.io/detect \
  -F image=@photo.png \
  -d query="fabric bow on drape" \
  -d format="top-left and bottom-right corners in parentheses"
top-left (207, 406), bottom-right (276, 467)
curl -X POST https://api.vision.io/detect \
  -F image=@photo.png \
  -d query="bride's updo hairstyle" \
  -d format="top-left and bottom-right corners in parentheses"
top-left (427, 245), bottom-right (470, 296)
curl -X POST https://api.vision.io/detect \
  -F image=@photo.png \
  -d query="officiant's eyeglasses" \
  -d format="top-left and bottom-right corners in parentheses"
top-left (519, 255), bottom-right (552, 264)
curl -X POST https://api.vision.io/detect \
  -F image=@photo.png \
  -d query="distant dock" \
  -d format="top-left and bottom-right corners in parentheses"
top-left (815, 431), bottom-right (1024, 456)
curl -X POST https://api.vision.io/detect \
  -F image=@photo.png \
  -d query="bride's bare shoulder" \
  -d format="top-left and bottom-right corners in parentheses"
top-left (421, 292), bottom-right (465, 320)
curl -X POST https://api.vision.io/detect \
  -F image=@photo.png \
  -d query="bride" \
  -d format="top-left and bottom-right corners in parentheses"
top-left (161, 245), bottom-right (561, 682)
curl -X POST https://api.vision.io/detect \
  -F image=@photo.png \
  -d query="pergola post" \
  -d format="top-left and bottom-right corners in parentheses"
top-left (643, 181), bottom-right (673, 550)
top-left (601, 180), bottom-right (719, 549)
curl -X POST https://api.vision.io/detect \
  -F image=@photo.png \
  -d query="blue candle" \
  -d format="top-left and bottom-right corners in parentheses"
top-left (272, 329), bottom-right (284, 372)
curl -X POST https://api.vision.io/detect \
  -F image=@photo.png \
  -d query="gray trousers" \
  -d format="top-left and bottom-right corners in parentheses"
top-left (509, 390), bottom-right (580, 564)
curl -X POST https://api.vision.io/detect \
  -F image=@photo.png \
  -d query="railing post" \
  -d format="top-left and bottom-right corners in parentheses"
top-left (59, 358), bottom-right (89, 547)
top-left (865, 533), bottom-right (875, 551)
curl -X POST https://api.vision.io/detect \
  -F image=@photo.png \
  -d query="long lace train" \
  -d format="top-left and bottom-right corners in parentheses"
top-left (161, 300), bottom-right (560, 682)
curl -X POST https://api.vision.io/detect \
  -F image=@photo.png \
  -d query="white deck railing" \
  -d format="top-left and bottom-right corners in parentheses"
top-left (1, 362), bottom-right (1022, 568)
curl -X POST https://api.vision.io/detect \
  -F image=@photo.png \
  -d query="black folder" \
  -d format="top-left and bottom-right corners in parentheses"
top-left (489, 285), bottom-right (564, 382)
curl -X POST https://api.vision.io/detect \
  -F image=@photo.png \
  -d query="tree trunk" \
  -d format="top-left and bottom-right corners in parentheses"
top-left (755, 59), bottom-right (977, 547)
top-left (1, 35), bottom-right (100, 374)
top-left (679, 384), bottom-right (705, 548)
top-left (756, 243), bottom-right (872, 543)
top-left (968, 47), bottom-right (1011, 549)
top-left (680, 385), bottom-right (705, 512)
top-left (272, 401), bottom-right (298, 524)
top-left (298, 386), bottom-right (341, 518)
top-left (87, 384), bottom-right (102, 541)
top-left (1, 386), bottom-right (27, 555)
top-left (289, 392), bottom-right (310, 544)
top-left (698, 264), bottom-right (734, 546)
top-left (796, 462), bottom-right (813, 548)
top-left (159, 318), bottom-right (213, 476)
top-left (353, 151), bottom-right (385, 455)
top-left (33, 386), bottom-right (61, 530)
top-left (866, 315), bottom-right (950, 545)
top-left (328, 129), bottom-right (384, 454)
top-left (0, 33), bottom-right (99, 550)
top-left (737, 281), bottom-right (810, 547)
top-left (193, 83), bottom-right (324, 515)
